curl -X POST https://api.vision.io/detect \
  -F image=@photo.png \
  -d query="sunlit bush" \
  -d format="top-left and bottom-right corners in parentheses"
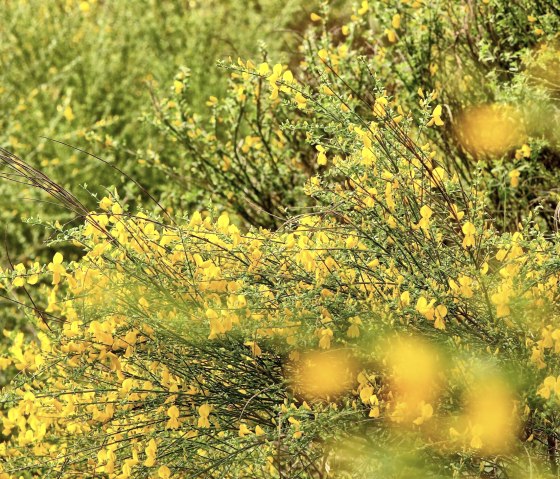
top-left (0, 0), bottom-right (311, 389)
top-left (1, 1), bottom-right (560, 478)
top-left (0, 0), bottom-right (306, 259)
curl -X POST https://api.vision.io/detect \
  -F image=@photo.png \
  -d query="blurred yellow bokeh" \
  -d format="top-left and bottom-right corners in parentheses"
top-left (291, 350), bottom-right (357, 400)
top-left (387, 336), bottom-right (441, 402)
top-left (463, 375), bottom-right (518, 454)
top-left (455, 104), bottom-right (527, 158)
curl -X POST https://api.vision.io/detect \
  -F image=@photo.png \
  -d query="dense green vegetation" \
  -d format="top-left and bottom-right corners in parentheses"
top-left (1, 1), bottom-right (560, 477)
top-left (0, 0), bottom-right (308, 258)
top-left (0, 0), bottom-right (312, 387)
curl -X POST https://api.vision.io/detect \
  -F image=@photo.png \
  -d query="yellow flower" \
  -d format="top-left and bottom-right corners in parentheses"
top-left (166, 405), bottom-right (180, 429)
top-left (27, 262), bottom-right (40, 285)
top-left (144, 438), bottom-right (157, 467)
top-left (47, 253), bottom-right (65, 285)
top-left (373, 97), bottom-right (388, 117)
top-left (294, 92), bottom-right (307, 110)
top-left (111, 203), bottom-right (123, 215)
top-left (418, 204), bottom-right (433, 232)
top-left (449, 203), bottom-right (465, 220)
top-left (357, 0), bottom-right (369, 16)
top-left (416, 296), bottom-right (435, 320)
top-left (239, 423), bottom-right (252, 437)
top-left (433, 304), bottom-right (447, 330)
top-left (431, 167), bottom-right (446, 185)
top-left (318, 328), bottom-right (333, 349)
top-left (63, 105), bottom-right (75, 122)
top-left (427, 104), bottom-right (444, 127)
top-left (217, 212), bottom-right (230, 231)
top-left (158, 465), bottom-right (171, 479)
top-left (282, 70), bottom-right (294, 84)
top-left (12, 263), bottom-right (26, 287)
top-left (197, 403), bottom-right (211, 428)
top-left (509, 169), bottom-right (520, 187)
top-left (99, 196), bottom-right (113, 211)
top-left (455, 104), bottom-right (525, 157)
top-left (244, 341), bottom-right (262, 357)
top-left (189, 211), bottom-right (203, 227)
top-left (413, 402), bottom-right (433, 425)
top-left (347, 317), bottom-right (361, 338)
top-left (515, 143), bottom-right (531, 159)
top-left (317, 145), bottom-right (327, 166)
top-left (400, 290), bottom-right (411, 306)
top-left (385, 29), bottom-right (397, 43)
top-left (173, 80), bottom-right (184, 94)
top-left (461, 221), bottom-right (476, 248)
top-left (490, 285), bottom-right (511, 318)
top-left (537, 376), bottom-right (560, 399)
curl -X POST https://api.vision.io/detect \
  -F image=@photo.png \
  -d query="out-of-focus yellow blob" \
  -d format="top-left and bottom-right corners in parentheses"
top-left (387, 336), bottom-right (441, 405)
top-left (455, 104), bottom-right (526, 158)
top-left (291, 350), bottom-right (356, 400)
top-left (464, 375), bottom-right (518, 454)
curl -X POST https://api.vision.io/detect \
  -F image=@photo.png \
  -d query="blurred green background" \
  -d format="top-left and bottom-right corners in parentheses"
top-left (0, 0), bottom-right (313, 260)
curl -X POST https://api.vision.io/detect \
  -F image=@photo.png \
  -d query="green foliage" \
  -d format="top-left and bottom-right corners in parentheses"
top-left (365, 0), bottom-right (560, 228)
top-left (1, 1), bottom-right (560, 478)
top-left (0, 0), bottom-right (307, 259)
top-left (0, 0), bottom-right (312, 387)
top-left (146, 0), bottom-right (560, 231)
top-left (149, 65), bottom-right (315, 228)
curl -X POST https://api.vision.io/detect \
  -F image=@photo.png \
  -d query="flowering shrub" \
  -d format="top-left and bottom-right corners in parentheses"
top-left (365, 0), bottom-right (560, 229)
top-left (151, 0), bottom-right (560, 232)
top-left (0, 0), bottom-right (312, 388)
top-left (0, 0), bottom-right (306, 259)
top-left (149, 65), bottom-right (315, 228)
top-left (1, 1), bottom-right (560, 478)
